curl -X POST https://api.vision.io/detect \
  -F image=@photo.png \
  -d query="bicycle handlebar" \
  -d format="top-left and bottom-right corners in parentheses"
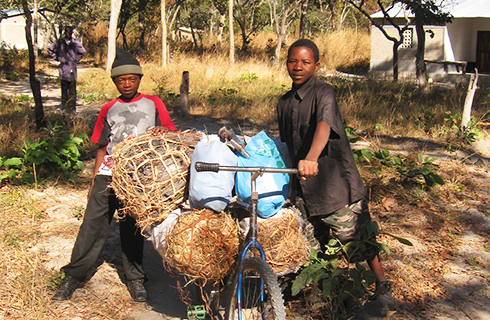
top-left (195, 162), bottom-right (299, 175)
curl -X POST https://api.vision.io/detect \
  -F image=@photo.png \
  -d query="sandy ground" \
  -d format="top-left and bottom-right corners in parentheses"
top-left (1, 67), bottom-right (490, 320)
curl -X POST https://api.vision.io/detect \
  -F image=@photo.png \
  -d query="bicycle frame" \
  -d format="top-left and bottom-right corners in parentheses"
top-left (195, 162), bottom-right (298, 320)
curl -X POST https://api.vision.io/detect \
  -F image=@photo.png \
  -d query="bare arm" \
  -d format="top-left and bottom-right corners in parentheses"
top-left (88, 144), bottom-right (107, 198)
top-left (298, 121), bottom-right (330, 180)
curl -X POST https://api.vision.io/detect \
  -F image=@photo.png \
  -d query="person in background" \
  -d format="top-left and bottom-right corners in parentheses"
top-left (47, 26), bottom-right (86, 115)
top-left (51, 49), bottom-right (177, 302)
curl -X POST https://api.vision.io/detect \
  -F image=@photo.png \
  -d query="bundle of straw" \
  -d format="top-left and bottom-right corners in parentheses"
top-left (257, 207), bottom-right (310, 276)
top-left (111, 131), bottom-right (201, 230)
top-left (165, 209), bottom-right (239, 282)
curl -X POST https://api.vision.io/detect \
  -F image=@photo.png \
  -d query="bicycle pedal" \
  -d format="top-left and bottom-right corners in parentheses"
top-left (187, 305), bottom-right (206, 320)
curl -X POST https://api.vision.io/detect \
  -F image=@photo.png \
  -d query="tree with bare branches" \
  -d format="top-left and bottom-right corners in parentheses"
top-left (234, 0), bottom-right (268, 53)
top-left (270, 0), bottom-right (302, 61)
top-left (403, 0), bottom-right (452, 88)
top-left (348, 0), bottom-right (411, 81)
top-left (349, 0), bottom-right (452, 84)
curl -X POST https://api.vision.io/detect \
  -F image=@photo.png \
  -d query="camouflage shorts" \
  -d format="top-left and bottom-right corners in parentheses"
top-left (301, 198), bottom-right (380, 263)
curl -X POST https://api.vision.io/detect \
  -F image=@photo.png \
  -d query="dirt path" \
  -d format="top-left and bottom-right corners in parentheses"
top-left (2, 72), bottom-right (490, 319)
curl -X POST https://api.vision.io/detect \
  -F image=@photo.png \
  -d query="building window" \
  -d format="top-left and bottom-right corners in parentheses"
top-left (400, 28), bottom-right (413, 49)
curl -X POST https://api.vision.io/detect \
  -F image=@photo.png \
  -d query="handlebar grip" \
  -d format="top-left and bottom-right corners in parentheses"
top-left (195, 162), bottom-right (220, 172)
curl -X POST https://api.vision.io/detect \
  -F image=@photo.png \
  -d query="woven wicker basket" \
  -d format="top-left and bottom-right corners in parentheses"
top-left (111, 131), bottom-right (202, 229)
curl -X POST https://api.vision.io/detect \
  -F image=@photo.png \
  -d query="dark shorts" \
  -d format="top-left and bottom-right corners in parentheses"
top-left (300, 198), bottom-right (380, 263)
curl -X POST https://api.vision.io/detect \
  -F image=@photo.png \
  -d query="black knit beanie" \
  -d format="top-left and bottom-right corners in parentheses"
top-left (111, 49), bottom-right (143, 78)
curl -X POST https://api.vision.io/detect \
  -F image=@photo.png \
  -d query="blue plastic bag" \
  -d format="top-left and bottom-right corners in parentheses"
top-left (235, 131), bottom-right (290, 218)
top-left (190, 139), bottom-right (237, 212)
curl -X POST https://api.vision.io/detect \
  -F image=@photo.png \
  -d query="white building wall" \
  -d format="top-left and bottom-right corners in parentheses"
top-left (1, 16), bottom-right (28, 49)
top-left (370, 24), bottom-right (445, 78)
top-left (447, 18), bottom-right (490, 62)
top-left (0, 14), bottom-right (54, 50)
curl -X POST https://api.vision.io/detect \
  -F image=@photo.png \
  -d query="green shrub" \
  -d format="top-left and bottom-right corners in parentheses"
top-left (292, 221), bottom-right (412, 317)
top-left (370, 149), bottom-right (444, 188)
top-left (0, 123), bottom-right (88, 184)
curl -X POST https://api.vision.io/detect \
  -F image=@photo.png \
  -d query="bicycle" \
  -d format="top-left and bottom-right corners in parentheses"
top-left (195, 161), bottom-right (298, 320)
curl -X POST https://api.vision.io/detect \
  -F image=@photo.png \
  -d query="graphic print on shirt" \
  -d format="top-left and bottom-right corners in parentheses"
top-left (106, 99), bottom-right (155, 155)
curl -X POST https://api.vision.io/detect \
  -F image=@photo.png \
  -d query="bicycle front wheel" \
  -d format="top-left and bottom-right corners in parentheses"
top-left (225, 257), bottom-right (286, 320)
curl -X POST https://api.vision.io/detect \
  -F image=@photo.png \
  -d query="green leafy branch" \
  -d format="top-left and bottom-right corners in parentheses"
top-left (371, 149), bottom-right (444, 187)
top-left (0, 123), bottom-right (88, 185)
top-left (292, 221), bottom-right (412, 316)
top-left (444, 114), bottom-right (484, 145)
top-left (344, 125), bottom-right (444, 188)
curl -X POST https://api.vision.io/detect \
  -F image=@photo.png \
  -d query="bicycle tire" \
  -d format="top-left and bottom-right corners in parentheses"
top-left (224, 257), bottom-right (286, 320)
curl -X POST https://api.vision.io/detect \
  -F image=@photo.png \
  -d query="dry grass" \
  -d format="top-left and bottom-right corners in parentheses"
top-left (76, 29), bottom-right (489, 141)
top-left (0, 188), bottom-right (52, 319)
top-left (0, 99), bottom-right (36, 157)
top-left (76, 30), bottom-right (371, 123)
top-left (315, 30), bottom-right (371, 72)
top-left (363, 158), bottom-right (490, 318)
top-left (331, 78), bottom-right (490, 139)
top-left (0, 185), bottom-right (141, 320)
top-left (0, 98), bottom-right (97, 162)
top-left (78, 53), bottom-right (291, 122)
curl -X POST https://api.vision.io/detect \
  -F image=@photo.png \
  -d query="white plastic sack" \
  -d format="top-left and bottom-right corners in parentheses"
top-left (189, 139), bottom-right (237, 212)
top-left (150, 208), bottom-right (183, 257)
top-left (235, 131), bottom-right (290, 218)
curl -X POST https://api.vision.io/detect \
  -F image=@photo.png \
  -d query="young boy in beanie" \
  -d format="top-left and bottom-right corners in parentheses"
top-left (52, 49), bottom-right (177, 302)
top-left (277, 39), bottom-right (394, 314)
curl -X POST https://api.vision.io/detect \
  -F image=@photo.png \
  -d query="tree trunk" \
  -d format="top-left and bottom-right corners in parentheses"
top-left (41, 12), bottom-right (58, 51)
top-left (138, 0), bottom-right (148, 50)
top-left (33, 0), bottom-right (39, 58)
top-left (272, 0), bottom-right (280, 61)
top-left (169, 5), bottom-right (181, 41)
top-left (161, 0), bottom-right (167, 67)
top-left (273, 0), bottom-right (301, 62)
top-left (180, 71), bottom-right (189, 116)
top-left (298, 0), bottom-right (308, 39)
top-left (210, 9), bottom-right (216, 35)
top-left (189, 20), bottom-right (199, 50)
top-left (107, 0), bottom-right (123, 73)
top-left (274, 16), bottom-right (287, 62)
top-left (22, 0), bottom-right (45, 129)
top-left (393, 43), bottom-right (399, 82)
top-left (217, 13), bottom-right (225, 52)
top-left (461, 69), bottom-right (479, 131)
top-left (237, 19), bottom-right (248, 53)
top-left (415, 20), bottom-right (428, 89)
top-left (229, 0), bottom-right (235, 64)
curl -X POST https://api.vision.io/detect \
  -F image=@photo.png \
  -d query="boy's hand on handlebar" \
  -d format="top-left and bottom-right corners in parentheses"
top-left (298, 159), bottom-right (318, 180)
top-left (147, 126), bottom-right (169, 136)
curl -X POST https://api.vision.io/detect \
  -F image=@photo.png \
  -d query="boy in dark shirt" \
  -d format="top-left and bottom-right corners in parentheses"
top-left (52, 49), bottom-right (177, 302)
top-left (277, 39), bottom-right (394, 312)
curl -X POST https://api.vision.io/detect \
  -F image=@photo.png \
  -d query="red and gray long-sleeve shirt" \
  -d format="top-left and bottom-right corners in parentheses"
top-left (91, 93), bottom-right (177, 176)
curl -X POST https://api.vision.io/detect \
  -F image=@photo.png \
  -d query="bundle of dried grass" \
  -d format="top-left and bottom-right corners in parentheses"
top-left (111, 131), bottom-right (202, 229)
top-left (165, 209), bottom-right (239, 282)
top-left (258, 207), bottom-right (310, 276)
